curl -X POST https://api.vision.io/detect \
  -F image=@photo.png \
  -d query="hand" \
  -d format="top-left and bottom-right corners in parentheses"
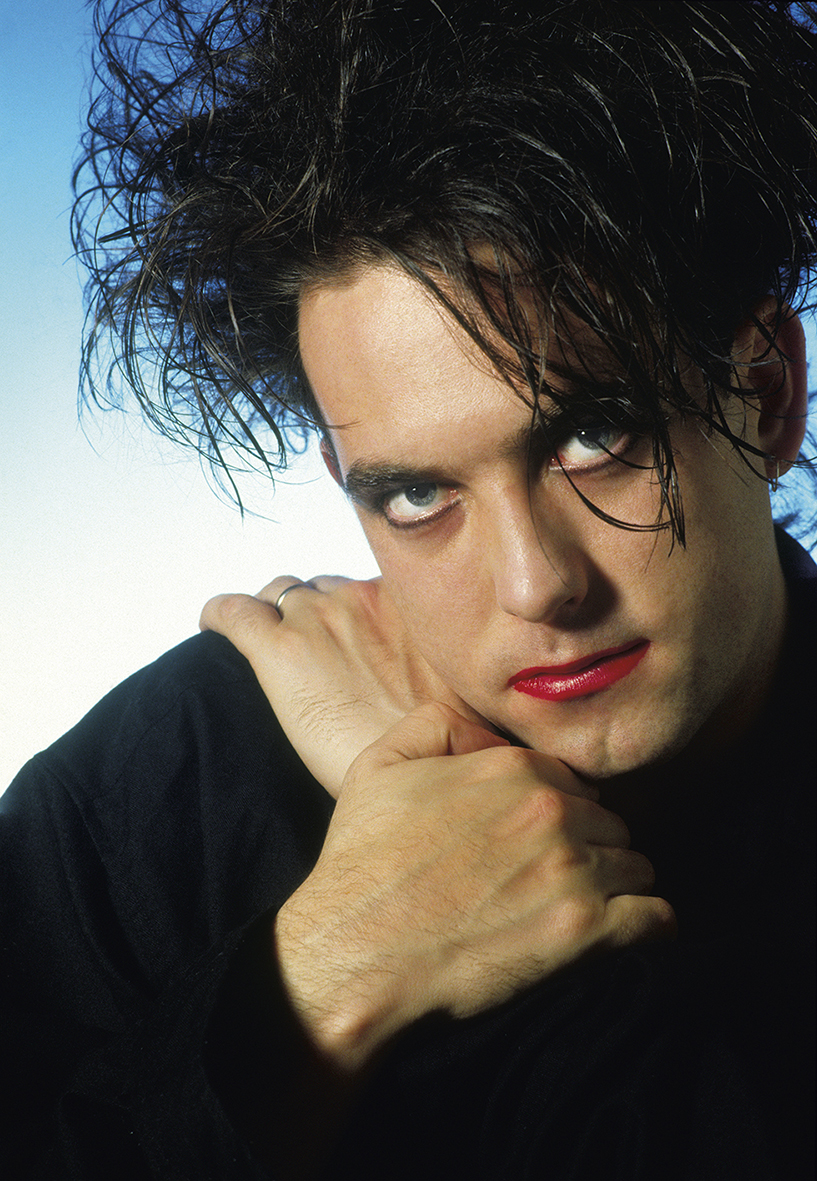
top-left (201, 576), bottom-right (492, 795)
top-left (273, 703), bottom-right (676, 1073)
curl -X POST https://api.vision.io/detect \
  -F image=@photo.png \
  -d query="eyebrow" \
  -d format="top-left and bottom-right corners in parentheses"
top-left (343, 462), bottom-right (453, 506)
top-left (340, 379), bottom-right (647, 506)
top-left (341, 419), bottom-right (550, 507)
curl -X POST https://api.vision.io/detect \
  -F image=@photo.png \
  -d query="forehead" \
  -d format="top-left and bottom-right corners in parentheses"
top-left (298, 266), bottom-right (524, 453)
top-left (297, 265), bottom-right (622, 451)
top-left (299, 266), bottom-right (491, 386)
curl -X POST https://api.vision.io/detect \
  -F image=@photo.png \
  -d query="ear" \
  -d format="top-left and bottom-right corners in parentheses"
top-left (732, 296), bottom-right (808, 479)
top-left (320, 436), bottom-right (344, 487)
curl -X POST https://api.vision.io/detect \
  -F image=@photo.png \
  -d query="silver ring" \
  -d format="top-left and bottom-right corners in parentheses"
top-left (273, 582), bottom-right (309, 615)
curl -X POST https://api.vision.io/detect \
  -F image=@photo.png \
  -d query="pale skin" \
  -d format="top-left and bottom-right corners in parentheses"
top-left (201, 266), bottom-right (807, 1078)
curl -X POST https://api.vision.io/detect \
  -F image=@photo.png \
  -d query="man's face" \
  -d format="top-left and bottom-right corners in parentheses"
top-left (299, 265), bottom-right (786, 780)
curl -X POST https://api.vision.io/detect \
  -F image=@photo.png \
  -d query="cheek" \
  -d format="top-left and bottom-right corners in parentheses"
top-left (372, 541), bottom-right (487, 670)
top-left (639, 455), bottom-right (777, 669)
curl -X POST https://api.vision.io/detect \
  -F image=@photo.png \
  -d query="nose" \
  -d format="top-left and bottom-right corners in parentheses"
top-left (486, 493), bottom-right (588, 623)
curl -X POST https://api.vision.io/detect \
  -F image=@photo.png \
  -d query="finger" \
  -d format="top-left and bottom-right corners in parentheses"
top-left (199, 592), bottom-right (281, 646)
top-left (303, 575), bottom-right (352, 594)
top-left (602, 894), bottom-right (678, 948)
top-left (359, 702), bottom-right (510, 768)
top-left (582, 800), bottom-right (632, 848)
top-left (521, 750), bottom-right (600, 804)
top-left (255, 575), bottom-right (314, 608)
top-left (591, 845), bottom-right (656, 896)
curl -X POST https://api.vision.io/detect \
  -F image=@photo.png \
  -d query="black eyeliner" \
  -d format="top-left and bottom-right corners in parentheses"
top-left (343, 465), bottom-right (452, 510)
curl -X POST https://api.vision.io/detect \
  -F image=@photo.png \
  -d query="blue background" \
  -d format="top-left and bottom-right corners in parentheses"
top-left (1, 1), bottom-right (814, 788)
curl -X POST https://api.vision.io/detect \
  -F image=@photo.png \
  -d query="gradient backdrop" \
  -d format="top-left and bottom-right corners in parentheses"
top-left (1, 1), bottom-right (814, 790)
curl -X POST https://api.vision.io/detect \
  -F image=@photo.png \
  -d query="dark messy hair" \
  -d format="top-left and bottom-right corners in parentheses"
top-left (73, 0), bottom-right (817, 539)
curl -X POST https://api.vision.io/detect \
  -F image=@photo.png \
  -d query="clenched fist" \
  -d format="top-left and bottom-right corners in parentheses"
top-left (273, 703), bottom-right (676, 1073)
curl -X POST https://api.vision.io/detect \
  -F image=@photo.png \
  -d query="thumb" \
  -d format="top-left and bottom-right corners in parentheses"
top-left (358, 701), bottom-right (510, 769)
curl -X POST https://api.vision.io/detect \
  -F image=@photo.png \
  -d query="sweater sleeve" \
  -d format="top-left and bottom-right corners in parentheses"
top-left (0, 633), bottom-right (333, 1180)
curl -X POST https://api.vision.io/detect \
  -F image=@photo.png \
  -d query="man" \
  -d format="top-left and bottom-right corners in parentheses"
top-left (2, 2), bottom-right (815, 1178)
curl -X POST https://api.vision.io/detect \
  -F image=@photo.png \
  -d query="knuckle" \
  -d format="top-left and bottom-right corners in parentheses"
top-left (305, 576), bottom-right (374, 617)
top-left (216, 593), bottom-right (284, 646)
top-left (307, 574), bottom-right (349, 592)
top-left (410, 700), bottom-right (461, 726)
top-left (206, 592), bottom-right (255, 628)
top-left (628, 897), bottom-right (678, 943)
top-left (257, 576), bottom-right (300, 601)
top-left (532, 785), bottom-right (570, 827)
top-left (477, 743), bottom-right (537, 778)
top-left (341, 577), bottom-right (377, 606)
top-left (551, 894), bottom-right (602, 943)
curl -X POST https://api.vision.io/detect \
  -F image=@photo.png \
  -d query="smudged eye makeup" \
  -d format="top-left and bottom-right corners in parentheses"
top-left (553, 423), bottom-right (636, 471)
top-left (346, 409), bottom-right (648, 531)
top-left (382, 483), bottom-right (460, 526)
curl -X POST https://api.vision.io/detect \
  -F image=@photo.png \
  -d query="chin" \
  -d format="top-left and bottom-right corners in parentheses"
top-left (512, 710), bottom-right (700, 782)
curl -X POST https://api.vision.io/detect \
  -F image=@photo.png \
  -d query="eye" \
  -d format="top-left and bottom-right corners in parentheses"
top-left (554, 425), bottom-right (633, 472)
top-left (383, 482), bottom-right (458, 525)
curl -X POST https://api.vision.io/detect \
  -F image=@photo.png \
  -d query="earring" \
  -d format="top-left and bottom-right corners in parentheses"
top-left (768, 455), bottom-right (781, 492)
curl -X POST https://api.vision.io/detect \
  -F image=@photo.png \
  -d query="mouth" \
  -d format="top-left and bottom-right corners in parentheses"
top-left (509, 640), bottom-right (650, 702)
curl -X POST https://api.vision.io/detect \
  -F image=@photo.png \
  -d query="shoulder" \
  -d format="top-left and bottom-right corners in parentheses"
top-left (22, 628), bottom-right (332, 839)
top-left (776, 525), bottom-right (817, 590)
top-left (3, 633), bottom-right (333, 961)
top-left (775, 529), bottom-right (817, 723)
top-left (776, 530), bottom-right (817, 711)
top-left (22, 631), bottom-right (274, 798)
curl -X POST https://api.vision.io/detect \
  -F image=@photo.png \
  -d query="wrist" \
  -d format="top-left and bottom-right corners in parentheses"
top-left (274, 897), bottom-right (409, 1073)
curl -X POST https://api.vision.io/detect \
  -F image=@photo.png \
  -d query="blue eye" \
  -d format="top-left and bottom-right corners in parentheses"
top-left (555, 425), bottom-right (631, 471)
top-left (402, 484), bottom-right (439, 508)
top-left (383, 483), bottom-right (457, 524)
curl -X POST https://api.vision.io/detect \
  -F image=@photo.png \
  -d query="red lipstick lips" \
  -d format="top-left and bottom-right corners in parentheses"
top-left (509, 641), bottom-right (649, 701)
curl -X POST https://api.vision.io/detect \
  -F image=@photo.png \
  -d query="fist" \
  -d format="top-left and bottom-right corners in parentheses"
top-left (274, 703), bottom-right (676, 1071)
